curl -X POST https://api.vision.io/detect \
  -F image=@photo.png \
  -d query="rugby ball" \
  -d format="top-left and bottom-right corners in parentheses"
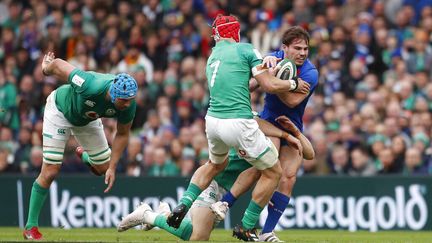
top-left (275, 59), bottom-right (297, 80)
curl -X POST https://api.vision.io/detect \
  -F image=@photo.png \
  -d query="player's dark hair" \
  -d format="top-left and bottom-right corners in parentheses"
top-left (281, 26), bottom-right (310, 46)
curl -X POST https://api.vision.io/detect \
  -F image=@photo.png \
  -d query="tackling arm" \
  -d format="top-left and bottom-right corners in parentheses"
top-left (275, 115), bottom-right (315, 160)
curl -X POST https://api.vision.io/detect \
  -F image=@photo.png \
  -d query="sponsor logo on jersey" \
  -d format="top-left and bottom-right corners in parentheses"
top-left (105, 109), bottom-right (115, 116)
top-left (72, 75), bottom-right (85, 87)
top-left (85, 111), bottom-right (99, 119)
top-left (57, 129), bottom-right (66, 135)
top-left (84, 100), bottom-right (95, 107)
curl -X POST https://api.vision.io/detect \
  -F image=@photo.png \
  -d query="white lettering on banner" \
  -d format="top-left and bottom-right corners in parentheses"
top-left (396, 186), bottom-right (405, 227)
top-left (295, 196), bottom-right (315, 227)
top-left (68, 197), bottom-right (85, 227)
top-left (335, 197), bottom-right (356, 231)
top-left (355, 197), bottom-right (377, 232)
top-left (316, 196), bottom-right (336, 228)
top-left (49, 182), bottom-right (186, 228)
top-left (85, 197), bottom-right (103, 227)
top-left (405, 185), bottom-right (428, 230)
top-left (50, 182), bottom-right (70, 228)
top-left (48, 182), bottom-right (427, 230)
top-left (260, 184), bottom-right (428, 232)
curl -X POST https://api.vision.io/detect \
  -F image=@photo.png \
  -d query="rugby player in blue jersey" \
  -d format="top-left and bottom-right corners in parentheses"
top-left (213, 26), bottom-right (318, 242)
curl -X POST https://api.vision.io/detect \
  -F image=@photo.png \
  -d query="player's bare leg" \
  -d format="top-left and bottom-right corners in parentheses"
top-left (278, 146), bottom-right (302, 196)
top-left (190, 207), bottom-right (215, 241)
top-left (259, 146), bottom-right (302, 241)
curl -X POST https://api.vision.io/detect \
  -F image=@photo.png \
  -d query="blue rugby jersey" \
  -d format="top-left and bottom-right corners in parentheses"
top-left (260, 50), bottom-right (318, 132)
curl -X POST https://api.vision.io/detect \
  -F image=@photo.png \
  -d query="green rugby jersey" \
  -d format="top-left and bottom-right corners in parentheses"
top-left (214, 149), bottom-right (252, 191)
top-left (206, 41), bottom-right (262, 119)
top-left (55, 69), bottom-right (136, 126)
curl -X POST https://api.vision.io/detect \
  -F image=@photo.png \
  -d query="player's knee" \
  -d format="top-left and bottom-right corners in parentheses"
top-left (282, 168), bottom-right (297, 186)
top-left (91, 163), bottom-right (109, 176)
top-left (38, 165), bottom-right (61, 184)
top-left (88, 147), bottom-right (111, 165)
top-left (262, 162), bottom-right (282, 180)
top-left (273, 163), bottom-right (283, 180)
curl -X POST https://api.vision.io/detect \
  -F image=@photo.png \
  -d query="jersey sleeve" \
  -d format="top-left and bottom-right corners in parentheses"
top-left (301, 67), bottom-right (319, 94)
top-left (68, 69), bottom-right (95, 94)
top-left (117, 100), bottom-right (136, 124)
top-left (238, 43), bottom-right (263, 70)
top-left (267, 50), bottom-right (285, 59)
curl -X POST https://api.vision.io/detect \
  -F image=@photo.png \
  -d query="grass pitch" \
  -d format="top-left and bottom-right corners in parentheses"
top-left (1, 227), bottom-right (432, 242)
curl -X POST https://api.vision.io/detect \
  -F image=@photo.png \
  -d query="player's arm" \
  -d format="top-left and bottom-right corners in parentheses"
top-left (255, 117), bottom-right (302, 156)
top-left (104, 121), bottom-right (132, 193)
top-left (275, 115), bottom-right (315, 160)
top-left (276, 69), bottom-right (318, 108)
top-left (41, 52), bottom-right (76, 82)
top-left (253, 69), bottom-right (309, 94)
top-left (275, 87), bottom-right (309, 108)
top-left (243, 45), bottom-right (309, 94)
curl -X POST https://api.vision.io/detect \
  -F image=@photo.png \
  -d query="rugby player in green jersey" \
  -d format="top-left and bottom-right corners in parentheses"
top-left (162, 15), bottom-right (309, 241)
top-left (117, 116), bottom-right (313, 241)
top-left (23, 52), bottom-right (137, 240)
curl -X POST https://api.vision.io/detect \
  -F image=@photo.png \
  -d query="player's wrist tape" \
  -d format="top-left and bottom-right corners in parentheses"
top-left (252, 64), bottom-right (267, 76)
top-left (289, 77), bottom-right (299, 91)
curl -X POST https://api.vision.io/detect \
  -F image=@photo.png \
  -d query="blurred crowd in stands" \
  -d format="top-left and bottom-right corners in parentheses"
top-left (1, 0), bottom-right (432, 177)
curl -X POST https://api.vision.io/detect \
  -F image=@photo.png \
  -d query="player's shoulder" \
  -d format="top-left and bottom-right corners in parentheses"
top-left (303, 59), bottom-right (317, 70)
top-left (268, 50), bottom-right (285, 59)
top-left (301, 59), bottom-right (318, 75)
top-left (299, 59), bottom-right (318, 84)
top-left (236, 42), bottom-right (255, 50)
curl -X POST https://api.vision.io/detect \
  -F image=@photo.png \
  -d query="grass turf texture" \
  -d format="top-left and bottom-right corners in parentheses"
top-left (2, 227), bottom-right (432, 242)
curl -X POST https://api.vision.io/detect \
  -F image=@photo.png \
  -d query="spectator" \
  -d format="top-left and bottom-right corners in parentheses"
top-left (0, 0), bottom-right (431, 177)
top-left (404, 147), bottom-right (428, 175)
top-left (0, 148), bottom-right (18, 173)
top-left (349, 146), bottom-right (376, 176)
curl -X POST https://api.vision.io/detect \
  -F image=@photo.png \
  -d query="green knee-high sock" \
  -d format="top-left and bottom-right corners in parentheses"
top-left (180, 183), bottom-right (202, 209)
top-left (25, 181), bottom-right (49, 229)
top-left (154, 214), bottom-right (193, 240)
top-left (241, 200), bottom-right (263, 230)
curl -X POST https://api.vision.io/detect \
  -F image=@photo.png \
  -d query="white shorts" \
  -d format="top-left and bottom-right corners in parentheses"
top-left (205, 115), bottom-right (278, 170)
top-left (191, 180), bottom-right (227, 209)
top-left (42, 91), bottom-right (109, 164)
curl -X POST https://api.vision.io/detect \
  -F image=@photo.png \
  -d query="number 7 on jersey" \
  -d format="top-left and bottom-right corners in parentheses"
top-left (209, 60), bottom-right (221, 87)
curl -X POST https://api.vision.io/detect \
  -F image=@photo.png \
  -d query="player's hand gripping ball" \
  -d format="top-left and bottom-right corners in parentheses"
top-left (276, 59), bottom-right (297, 80)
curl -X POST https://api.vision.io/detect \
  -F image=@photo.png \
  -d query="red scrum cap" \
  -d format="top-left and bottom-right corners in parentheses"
top-left (211, 14), bottom-right (240, 42)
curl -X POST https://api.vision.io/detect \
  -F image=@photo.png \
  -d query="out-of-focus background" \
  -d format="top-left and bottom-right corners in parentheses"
top-left (1, 0), bottom-right (432, 177)
top-left (0, 0), bottom-right (432, 233)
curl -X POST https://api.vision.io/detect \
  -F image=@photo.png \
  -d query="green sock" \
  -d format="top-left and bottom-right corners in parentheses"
top-left (180, 183), bottom-right (202, 209)
top-left (154, 214), bottom-right (193, 240)
top-left (25, 181), bottom-right (49, 230)
top-left (241, 200), bottom-right (263, 230)
top-left (81, 152), bottom-right (91, 166)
